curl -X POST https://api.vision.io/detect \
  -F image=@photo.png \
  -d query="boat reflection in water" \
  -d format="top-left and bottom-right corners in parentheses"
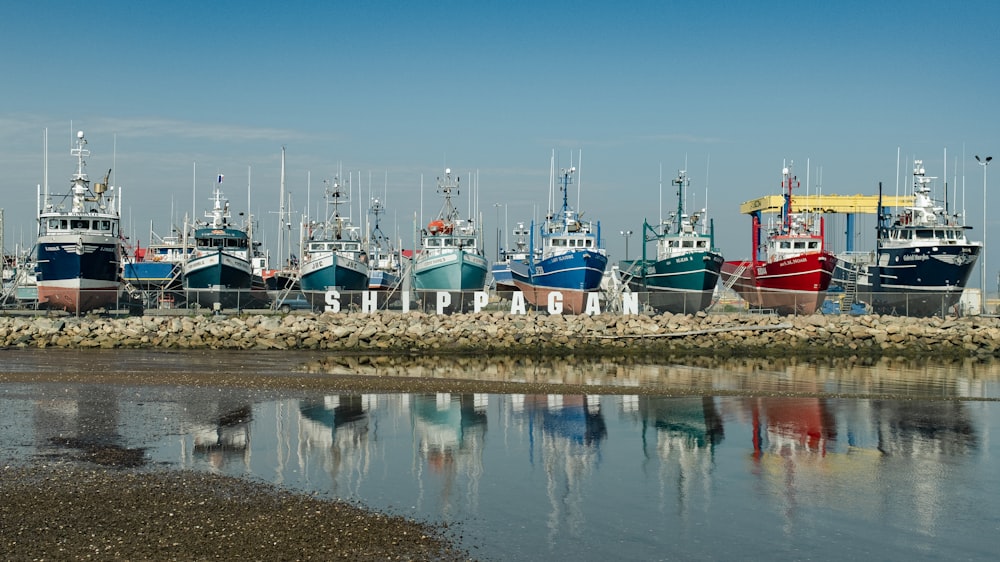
top-left (411, 393), bottom-right (488, 514)
top-left (189, 404), bottom-right (252, 471)
top-left (2, 352), bottom-right (998, 561)
top-left (633, 396), bottom-right (724, 513)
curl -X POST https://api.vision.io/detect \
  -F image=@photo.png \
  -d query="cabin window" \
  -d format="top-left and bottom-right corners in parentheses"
top-left (808, 241), bottom-right (818, 249)
top-left (780, 242), bottom-right (791, 249)
top-left (100, 221), bottom-right (111, 231)
top-left (794, 241), bottom-right (805, 249)
top-left (697, 241), bottom-right (706, 248)
top-left (669, 240), bottom-right (679, 248)
top-left (585, 239), bottom-right (593, 247)
top-left (682, 240), bottom-right (694, 248)
top-left (48, 219), bottom-right (61, 229)
top-left (553, 239), bottom-right (566, 247)
top-left (916, 230), bottom-right (933, 239)
top-left (72, 220), bottom-right (89, 229)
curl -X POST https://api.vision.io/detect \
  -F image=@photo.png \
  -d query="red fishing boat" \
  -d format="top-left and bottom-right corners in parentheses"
top-left (721, 163), bottom-right (837, 315)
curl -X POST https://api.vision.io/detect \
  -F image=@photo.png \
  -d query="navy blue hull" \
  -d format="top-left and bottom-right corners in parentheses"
top-left (35, 237), bottom-right (120, 313)
top-left (837, 245), bottom-right (979, 316)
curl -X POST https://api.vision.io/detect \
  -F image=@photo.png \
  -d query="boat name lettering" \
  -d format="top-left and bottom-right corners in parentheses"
top-left (320, 290), bottom-right (636, 316)
top-left (780, 257), bottom-right (808, 266)
top-left (902, 254), bottom-right (929, 262)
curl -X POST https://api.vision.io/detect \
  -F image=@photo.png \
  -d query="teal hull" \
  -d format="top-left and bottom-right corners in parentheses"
top-left (625, 250), bottom-right (723, 313)
top-left (413, 250), bottom-right (488, 291)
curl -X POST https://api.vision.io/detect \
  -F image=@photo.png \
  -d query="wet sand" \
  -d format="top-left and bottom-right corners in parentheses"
top-left (0, 351), bottom-right (492, 561)
top-left (1, 463), bottom-right (471, 561)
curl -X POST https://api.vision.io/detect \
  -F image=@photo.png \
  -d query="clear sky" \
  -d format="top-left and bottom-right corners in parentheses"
top-left (2, 1), bottom-right (998, 288)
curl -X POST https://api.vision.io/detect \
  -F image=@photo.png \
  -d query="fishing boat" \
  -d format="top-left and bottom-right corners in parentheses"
top-left (1, 249), bottom-right (38, 305)
top-left (509, 161), bottom-right (609, 314)
top-left (366, 197), bottom-right (401, 292)
top-left (835, 159), bottom-right (980, 316)
top-left (121, 229), bottom-right (192, 290)
top-left (35, 130), bottom-right (122, 313)
top-left (622, 169), bottom-right (724, 313)
top-left (491, 221), bottom-right (531, 297)
top-left (720, 163), bottom-right (837, 315)
top-left (412, 169), bottom-right (488, 292)
top-left (261, 146), bottom-right (299, 294)
top-left (182, 175), bottom-right (254, 309)
top-left (298, 177), bottom-right (369, 300)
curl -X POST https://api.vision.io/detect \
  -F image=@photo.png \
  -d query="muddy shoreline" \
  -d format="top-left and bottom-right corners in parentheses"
top-left (0, 463), bottom-right (472, 561)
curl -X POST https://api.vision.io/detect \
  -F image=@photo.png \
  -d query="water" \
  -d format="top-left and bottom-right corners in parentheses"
top-left (1, 350), bottom-right (998, 561)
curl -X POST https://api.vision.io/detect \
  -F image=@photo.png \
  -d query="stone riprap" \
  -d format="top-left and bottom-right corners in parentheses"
top-left (1, 311), bottom-right (998, 358)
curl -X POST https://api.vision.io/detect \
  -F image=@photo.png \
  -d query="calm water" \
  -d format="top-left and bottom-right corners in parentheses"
top-left (1, 350), bottom-right (999, 561)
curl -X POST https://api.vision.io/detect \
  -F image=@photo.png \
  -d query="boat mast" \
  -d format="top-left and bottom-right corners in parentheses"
top-left (672, 170), bottom-right (686, 235)
top-left (278, 147), bottom-right (286, 269)
top-left (781, 163), bottom-right (798, 233)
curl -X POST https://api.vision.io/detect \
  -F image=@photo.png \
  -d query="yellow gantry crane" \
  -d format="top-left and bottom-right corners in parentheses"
top-left (739, 193), bottom-right (915, 253)
top-left (739, 194), bottom-right (914, 216)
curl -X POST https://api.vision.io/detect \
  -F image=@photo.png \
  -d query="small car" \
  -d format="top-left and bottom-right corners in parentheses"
top-left (273, 295), bottom-right (313, 313)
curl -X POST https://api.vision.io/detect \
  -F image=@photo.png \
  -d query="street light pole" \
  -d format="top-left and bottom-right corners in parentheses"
top-left (494, 203), bottom-right (502, 262)
top-left (977, 155), bottom-right (992, 314)
top-left (620, 229), bottom-right (633, 262)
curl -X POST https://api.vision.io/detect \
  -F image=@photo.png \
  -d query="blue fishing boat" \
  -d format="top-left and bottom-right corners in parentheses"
top-left (299, 177), bottom-right (369, 298)
top-left (835, 159), bottom-right (981, 316)
top-left (412, 169), bottom-right (489, 292)
top-left (182, 175), bottom-right (254, 308)
top-left (491, 221), bottom-right (532, 297)
top-left (122, 230), bottom-right (192, 290)
top-left (35, 130), bottom-right (122, 313)
top-left (366, 197), bottom-right (401, 292)
top-left (509, 159), bottom-right (608, 314)
top-left (623, 169), bottom-right (724, 313)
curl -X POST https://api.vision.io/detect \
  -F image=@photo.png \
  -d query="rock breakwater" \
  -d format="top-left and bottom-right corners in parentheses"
top-left (2, 311), bottom-right (998, 358)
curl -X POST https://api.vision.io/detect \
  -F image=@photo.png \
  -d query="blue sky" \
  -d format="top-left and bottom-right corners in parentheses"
top-left (3, 1), bottom-right (999, 288)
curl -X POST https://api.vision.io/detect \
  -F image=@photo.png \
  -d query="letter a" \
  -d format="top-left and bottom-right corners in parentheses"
top-left (584, 292), bottom-right (601, 315)
top-left (510, 291), bottom-right (526, 315)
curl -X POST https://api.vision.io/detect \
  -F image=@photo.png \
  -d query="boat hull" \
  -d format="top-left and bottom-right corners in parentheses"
top-left (625, 251), bottom-right (723, 314)
top-left (721, 252), bottom-right (837, 315)
top-left (491, 262), bottom-right (517, 295)
top-left (836, 245), bottom-right (979, 316)
top-left (509, 250), bottom-right (609, 314)
top-left (122, 261), bottom-right (181, 289)
top-left (299, 254), bottom-right (368, 292)
top-left (413, 250), bottom-right (488, 291)
top-left (182, 250), bottom-right (253, 308)
top-left (35, 235), bottom-right (121, 313)
top-left (368, 269), bottom-right (400, 291)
